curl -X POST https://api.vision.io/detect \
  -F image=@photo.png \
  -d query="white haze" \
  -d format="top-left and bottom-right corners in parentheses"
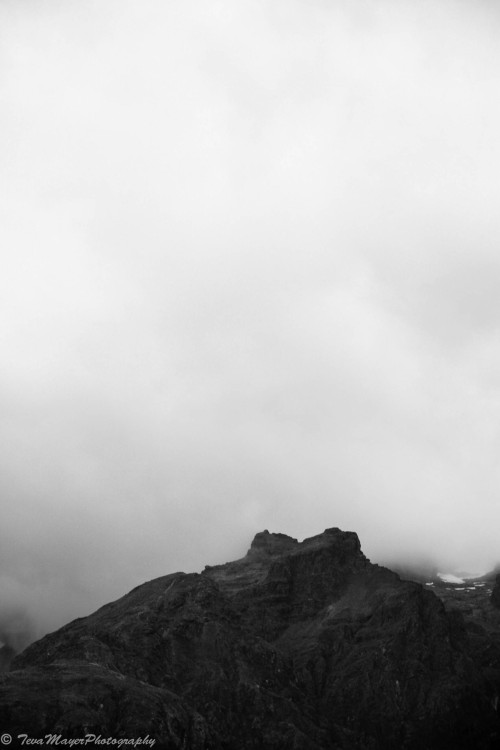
top-left (1, 0), bottom-right (500, 644)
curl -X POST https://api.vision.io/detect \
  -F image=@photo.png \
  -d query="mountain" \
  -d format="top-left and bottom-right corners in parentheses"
top-left (1, 527), bottom-right (500, 749)
top-left (381, 559), bottom-right (439, 584)
top-left (476, 565), bottom-right (500, 583)
top-left (491, 575), bottom-right (500, 610)
top-left (0, 644), bottom-right (15, 674)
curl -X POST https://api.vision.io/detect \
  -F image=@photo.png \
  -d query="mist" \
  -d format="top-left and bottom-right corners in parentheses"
top-left (1, 0), bottom-right (500, 645)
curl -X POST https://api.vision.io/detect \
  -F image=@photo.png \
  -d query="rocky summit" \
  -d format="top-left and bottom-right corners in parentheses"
top-left (1, 527), bottom-right (500, 749)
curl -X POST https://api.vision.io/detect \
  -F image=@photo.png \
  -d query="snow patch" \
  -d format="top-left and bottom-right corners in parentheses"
top-left (437, 573), bottom-right (465, 584)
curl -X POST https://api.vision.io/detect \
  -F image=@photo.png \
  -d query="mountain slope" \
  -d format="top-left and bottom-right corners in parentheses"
top-left (1, 528), bottom-right (499, 749)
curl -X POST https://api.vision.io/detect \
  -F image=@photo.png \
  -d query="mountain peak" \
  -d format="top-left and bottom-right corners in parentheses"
top-left (247, 529), bottom-right (298, 556)
top-left (248, 526), bottom-right (362, 558)
top-left (1, 525), bottom-right (499, 748)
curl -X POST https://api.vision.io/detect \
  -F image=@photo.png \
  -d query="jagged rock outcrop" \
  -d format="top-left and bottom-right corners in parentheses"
top-left (1, 528), bottom-right (499, 749)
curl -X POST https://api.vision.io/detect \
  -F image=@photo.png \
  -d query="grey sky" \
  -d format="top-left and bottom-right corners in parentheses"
top-left (1, 0), bottom-right (500, 642)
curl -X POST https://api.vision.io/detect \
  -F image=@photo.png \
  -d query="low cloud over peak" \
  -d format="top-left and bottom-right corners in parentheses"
top-left (1, 0), bottom-right (500, 640)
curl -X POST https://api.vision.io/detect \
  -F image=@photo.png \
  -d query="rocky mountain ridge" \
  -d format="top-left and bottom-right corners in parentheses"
top-left (1, 527), bottom-right (500, 748)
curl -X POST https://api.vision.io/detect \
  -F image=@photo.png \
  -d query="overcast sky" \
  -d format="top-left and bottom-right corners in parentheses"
top-left (2, 0), bottom-right (500, 644)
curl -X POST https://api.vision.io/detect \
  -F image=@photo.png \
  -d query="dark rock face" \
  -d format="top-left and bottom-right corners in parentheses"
top-left (492, 575), bottom-right (500, 609)
top-left (0, 644), bottom-right (15, 673)
top-left (1, 528), bottom-right (500, 749)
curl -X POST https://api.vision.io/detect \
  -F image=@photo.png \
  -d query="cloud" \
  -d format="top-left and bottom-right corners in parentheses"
top-left (1, 0), bottom-right (500, 640)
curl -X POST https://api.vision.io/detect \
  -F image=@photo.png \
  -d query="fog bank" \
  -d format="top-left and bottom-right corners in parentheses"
top-left (1, 0), bottom-right (500, 641)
